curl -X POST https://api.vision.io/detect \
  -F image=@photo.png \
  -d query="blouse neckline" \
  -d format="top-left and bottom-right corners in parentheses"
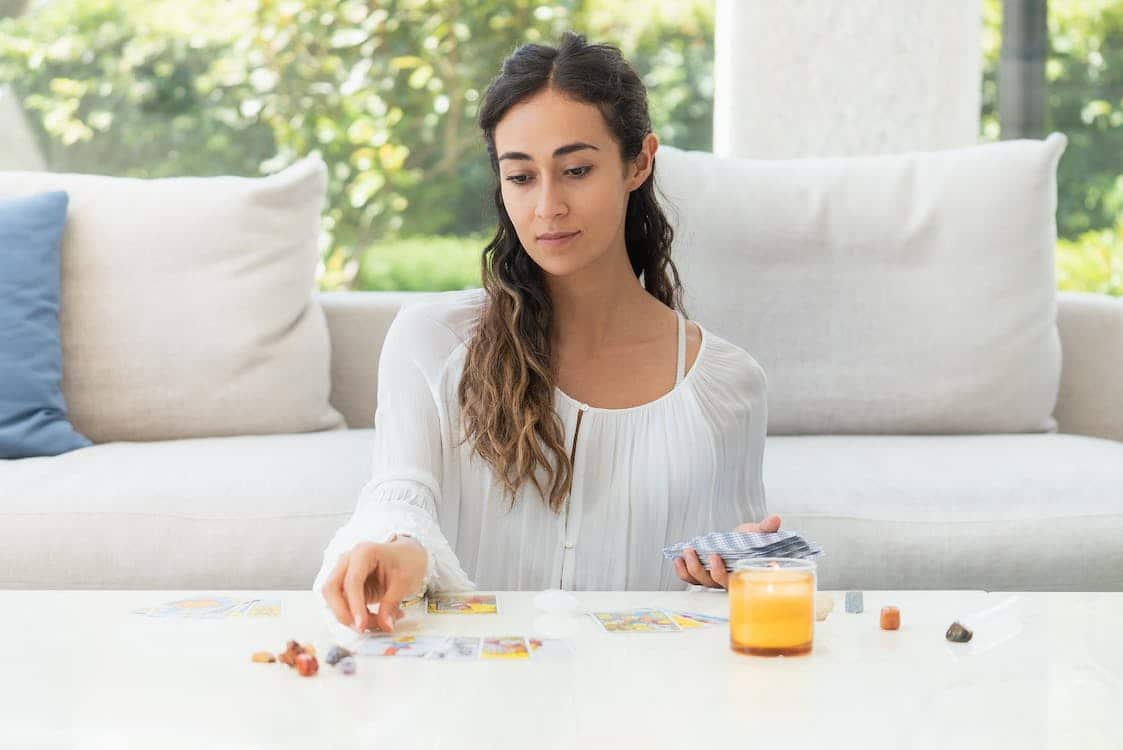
top-left (552, 319), bottom-right (709, 415)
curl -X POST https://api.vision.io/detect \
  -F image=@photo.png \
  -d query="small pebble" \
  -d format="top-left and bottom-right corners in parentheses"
top-left (295, 653), bottom-right (319, 677)
top-left (845, 591), bottom-right (864, 614)
top-left (278, 640), bottom-right (306, 667)
top-left (337, 656), bottom-right (357, 675)
top-left (814, 592), bottom-right (834, 621)
top-left (945, 621), bottom-right (973, 643)
top-left (251, 651), bottom-right (276, 663)
top-left (880, 606), bottom-right (900, 630)
top-left (325, 645), bottom-right (353, 667)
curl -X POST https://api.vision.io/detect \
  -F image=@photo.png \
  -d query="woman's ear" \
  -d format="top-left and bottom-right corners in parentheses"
top-left (627, 132), bottom-right (660, 191)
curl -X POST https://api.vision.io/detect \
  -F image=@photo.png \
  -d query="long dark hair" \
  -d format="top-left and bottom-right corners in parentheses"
top-left (457, 30), bottom-right (684, 513)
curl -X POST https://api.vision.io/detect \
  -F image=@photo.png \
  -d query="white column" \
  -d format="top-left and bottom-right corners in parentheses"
top-left (714, 0), bottom-right (982, 158)
top-left (0, 84), bottom-right (46, 170)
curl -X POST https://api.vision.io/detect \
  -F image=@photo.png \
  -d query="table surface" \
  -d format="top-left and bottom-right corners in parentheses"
top-left (1, 589), bottom-right (1119, 749)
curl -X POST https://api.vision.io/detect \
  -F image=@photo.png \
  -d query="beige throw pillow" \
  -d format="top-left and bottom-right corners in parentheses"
top-left (0, 158), bottom-right (344, 441)
top-left (656, 135), bottom-right (1068, 434)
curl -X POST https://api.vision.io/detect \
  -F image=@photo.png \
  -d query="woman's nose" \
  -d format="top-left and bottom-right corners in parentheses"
top-left (535, 178), bottom-right (567, 219)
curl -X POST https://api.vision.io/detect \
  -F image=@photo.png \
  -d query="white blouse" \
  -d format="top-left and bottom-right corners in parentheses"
top-left (312, 288), bottom-right (769, 603)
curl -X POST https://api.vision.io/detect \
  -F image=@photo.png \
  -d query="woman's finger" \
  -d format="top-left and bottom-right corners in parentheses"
top-left (683, 548), bottom-right (720, 588)
top-left (673, 556), bottom-right (700, 586)
top-left (734, 514), bottom-right (782, 534)
top-left (343, 551), bottom-right (377, 630)
top-left (321, 554), bottom-right (353, 628)
top-left (708, 554), bottom-right (730, 588)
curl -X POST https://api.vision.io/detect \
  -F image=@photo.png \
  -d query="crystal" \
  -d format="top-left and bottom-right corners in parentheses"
top-left (295, 653), bottom-right (319, 677)
top-left (945, 621), bottom-right (973, 642)
top-left (845, 591), bottom-right (863, 613)
top-left (814, 592), bottom-right (834, 621)
top-left (326, 645), bottom-right (353, 666)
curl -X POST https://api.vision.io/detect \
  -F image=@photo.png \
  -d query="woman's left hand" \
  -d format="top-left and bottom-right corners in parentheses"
top-left (673, 514), bottom-right (782, 589)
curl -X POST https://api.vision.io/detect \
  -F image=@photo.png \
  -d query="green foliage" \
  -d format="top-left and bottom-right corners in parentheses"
top-left (356, 233), bottom-right (484, 291)
top-left (1056, 222), bottom-right (1123, 295)
top-left (982, 0), bottom-right (1123, 243)
top-left (0, 0), bottom-right (713, 291)
top-left (980, 0), bottom-right (1123, 296)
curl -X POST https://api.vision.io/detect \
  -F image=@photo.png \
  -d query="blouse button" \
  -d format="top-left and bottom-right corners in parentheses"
top-left (564, 542), bottom-right (575, 550)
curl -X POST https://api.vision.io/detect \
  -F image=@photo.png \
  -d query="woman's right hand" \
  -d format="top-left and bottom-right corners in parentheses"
top-left (321, 536), bottom-right (428, 633)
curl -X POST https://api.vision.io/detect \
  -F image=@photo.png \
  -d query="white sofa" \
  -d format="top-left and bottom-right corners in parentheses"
top-left (3, 138), bottom-right (1121, 593)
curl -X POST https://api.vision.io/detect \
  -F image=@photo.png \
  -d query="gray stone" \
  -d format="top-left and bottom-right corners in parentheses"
top-left (845, 591), bottom-right (864, 613)
top-left (945, 621), bottom-right (973, 643)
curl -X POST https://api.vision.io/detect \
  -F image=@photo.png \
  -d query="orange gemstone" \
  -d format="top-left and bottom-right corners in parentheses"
top-left (880, 606), bottom-right (900, 630)
top-left (295, 653), bottom-right (319, 677)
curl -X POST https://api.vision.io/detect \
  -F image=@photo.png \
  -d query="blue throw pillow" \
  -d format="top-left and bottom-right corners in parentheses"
top-left (0, 191), bottom-right (91, 459)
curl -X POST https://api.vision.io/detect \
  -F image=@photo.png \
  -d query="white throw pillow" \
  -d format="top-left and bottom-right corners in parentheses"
top-left (656, 134), bottom-right (1067, 434)
top-left (0, 158), bottom-right (344, 441)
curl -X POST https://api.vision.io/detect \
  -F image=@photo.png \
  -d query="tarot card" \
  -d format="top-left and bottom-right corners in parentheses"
top-left (427, 594), bottom-right (498, 614)
top-left (667, 609), bottom-right (728, 627)
top-left (527, 638), bottom-right (575, 660)
top-left (480, 636), bottom-right (531, 660)
top-left (427, 637), bottom-right (483, 661)
top-left (133, 596), bottom-right (241, 619)
top-left (354, 635), bottom-right (450, 658)
top-left (589, 608), bottom-right (682, 633)
top-left (242, 598), bottom-right (282, 618)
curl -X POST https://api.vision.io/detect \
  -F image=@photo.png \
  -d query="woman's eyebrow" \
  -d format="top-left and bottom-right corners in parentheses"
top-left (498, 142), bottom-right (599, 162)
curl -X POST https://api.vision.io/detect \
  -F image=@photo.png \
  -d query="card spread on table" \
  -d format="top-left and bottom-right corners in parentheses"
top-left (355, 634), bottom-right (573, 661)
top-left (132, 596), bottom-right (282, 619)
top-left (426, 593), bottom-right (498, 614)
top-left (428, 637), bottom-right (483, 661)
top-left (354, 635), bottom-right (451, 658)
top-left (589, 608), bottom-right (682, 633)
top-left (662, 530), bottom-right (824, 570)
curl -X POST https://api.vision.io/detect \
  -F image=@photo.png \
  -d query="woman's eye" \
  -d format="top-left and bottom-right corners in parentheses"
top-left (504, 167), bottom-right (591, 186)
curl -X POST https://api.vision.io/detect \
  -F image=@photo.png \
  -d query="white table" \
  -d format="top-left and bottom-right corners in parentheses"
top-left (1, 589), bottom-right (1119, 749)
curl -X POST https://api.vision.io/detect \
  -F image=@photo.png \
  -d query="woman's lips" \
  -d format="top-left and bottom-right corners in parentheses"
top-left (537, 231), bottom-right (580, 247)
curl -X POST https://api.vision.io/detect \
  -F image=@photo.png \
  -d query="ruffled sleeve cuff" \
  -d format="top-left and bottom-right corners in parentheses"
top-left (312, 478), bottom-right (476, 621)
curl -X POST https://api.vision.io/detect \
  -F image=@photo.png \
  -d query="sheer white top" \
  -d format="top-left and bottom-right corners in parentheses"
top-left (313, 288), bottom-right (769, 605)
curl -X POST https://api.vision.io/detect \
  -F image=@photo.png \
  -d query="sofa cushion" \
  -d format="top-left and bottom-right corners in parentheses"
top-left (656, 135), bottom-right (1067, 435)
top-left (0, 430), bottom-right (371, 589)
top-left (765, 433), bottom-right (1123, 590)
top-left (0, 159), bottom-right (344, 442)
top-left (0, 191), bottom-right (91, 458)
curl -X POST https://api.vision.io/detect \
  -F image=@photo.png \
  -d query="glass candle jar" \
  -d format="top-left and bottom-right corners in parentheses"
top-left (729, 558), bottom-right (816, 656)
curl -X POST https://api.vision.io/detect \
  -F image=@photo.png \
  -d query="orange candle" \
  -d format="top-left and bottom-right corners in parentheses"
top-left (729, 559), bottom-right (816, 656)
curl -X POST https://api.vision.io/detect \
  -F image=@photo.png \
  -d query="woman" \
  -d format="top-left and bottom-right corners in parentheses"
top-left (315, 31), bottom-right (780, 634)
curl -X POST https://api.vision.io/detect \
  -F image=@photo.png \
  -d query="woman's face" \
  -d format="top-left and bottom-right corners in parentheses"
top-left (493, 87), bottom-right (655, 279)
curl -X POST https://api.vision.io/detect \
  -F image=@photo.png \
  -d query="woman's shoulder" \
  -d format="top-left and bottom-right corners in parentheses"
top-left (383, 288), bottom-right (486, 371)
top-left (695, 323), bottom-right (768, 396)
top-left (394, 288), bottom-right (486, 337)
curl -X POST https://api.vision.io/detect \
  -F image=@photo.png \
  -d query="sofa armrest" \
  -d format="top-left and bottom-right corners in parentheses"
top-left (1055, 291), bottom-right (1123, 443)
top-left (317, 291), bottom-right (435, 428)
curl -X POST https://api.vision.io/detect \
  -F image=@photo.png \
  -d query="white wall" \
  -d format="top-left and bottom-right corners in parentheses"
top-left (0, 84), bottom-right (46, 170)
top-left (714, 0), bottom-right (982, 158)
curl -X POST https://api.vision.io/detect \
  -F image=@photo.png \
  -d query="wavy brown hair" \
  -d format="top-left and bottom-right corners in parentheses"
top-left (457, 31), bottom-right (685, 514)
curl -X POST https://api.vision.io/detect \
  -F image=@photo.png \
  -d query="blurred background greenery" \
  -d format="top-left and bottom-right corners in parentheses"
top-left (1, 0), bottom-right (1120, 295)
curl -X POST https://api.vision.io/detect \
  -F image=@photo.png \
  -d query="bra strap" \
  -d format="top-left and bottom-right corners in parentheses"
top-left (675, 310), bottom-right (686, 385)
